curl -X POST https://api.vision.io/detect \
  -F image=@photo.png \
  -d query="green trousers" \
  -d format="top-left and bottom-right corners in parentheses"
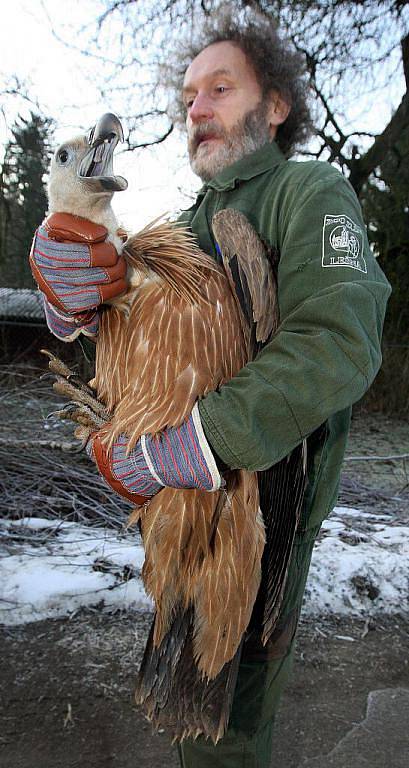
top-left (177, 526), bottom-right (319, 768)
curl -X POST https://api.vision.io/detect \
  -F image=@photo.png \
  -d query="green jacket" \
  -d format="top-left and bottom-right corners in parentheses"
top-left (179, 142), bottom-right (391, 531)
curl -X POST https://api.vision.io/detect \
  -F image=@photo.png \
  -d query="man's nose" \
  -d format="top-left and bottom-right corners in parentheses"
top-left (188, 93), bottom-right (214, 123)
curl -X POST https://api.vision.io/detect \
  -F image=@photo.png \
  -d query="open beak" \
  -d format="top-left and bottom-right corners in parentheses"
top-left (78, 113), bottom-right (128, 192)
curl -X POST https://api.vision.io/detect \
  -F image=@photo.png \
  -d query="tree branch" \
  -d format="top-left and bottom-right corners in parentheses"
top-left (402, 32), bottom-right (409, 89)
top-left (125, 123), bottom-right (174, 150)
top-left (348, 89), bottom-right (409, 193)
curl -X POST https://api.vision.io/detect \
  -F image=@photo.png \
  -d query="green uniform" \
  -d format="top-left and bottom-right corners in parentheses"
top-left (177, 142), bottom-right (391, 767)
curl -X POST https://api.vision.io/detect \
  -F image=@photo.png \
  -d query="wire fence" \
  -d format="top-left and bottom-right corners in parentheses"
top-left (0, 288), bottom-right (45, 326)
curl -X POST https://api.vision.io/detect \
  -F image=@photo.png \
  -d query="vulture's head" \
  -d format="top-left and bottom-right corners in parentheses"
top-left (48, 113), bottom-right (128, 225)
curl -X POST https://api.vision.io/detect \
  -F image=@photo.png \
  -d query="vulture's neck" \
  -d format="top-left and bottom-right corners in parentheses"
top-left (49, 195), bottom-right (122, 251)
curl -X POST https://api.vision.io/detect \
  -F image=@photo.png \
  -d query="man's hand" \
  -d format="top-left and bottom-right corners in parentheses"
top-left (89, 404), bottom-right (223, 505)
top-left (29, 212), bottom-right (127, 341)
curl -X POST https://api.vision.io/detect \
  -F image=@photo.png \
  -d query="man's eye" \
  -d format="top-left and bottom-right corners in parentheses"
top-left (57, 149), bottom-right (69, 164)
top-left (215, 86), bottom-right (228, 94)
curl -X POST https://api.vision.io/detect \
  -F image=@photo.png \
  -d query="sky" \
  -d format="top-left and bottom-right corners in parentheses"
top-left (1, 0), bottom-right (407, 232)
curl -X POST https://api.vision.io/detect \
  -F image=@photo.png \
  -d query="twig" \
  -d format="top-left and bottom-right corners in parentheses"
top-left (344, 453), bottom-right (409, 462)
top-left (0, 437), bottom-right (78, 451)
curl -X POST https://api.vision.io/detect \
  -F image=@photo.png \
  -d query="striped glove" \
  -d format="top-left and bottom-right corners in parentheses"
top-left (42, 296), bottom-right (100, 341)
top-left (90, 404), bottom-right (223, 505)
top-left (29, 212), bottom-right (127, 341)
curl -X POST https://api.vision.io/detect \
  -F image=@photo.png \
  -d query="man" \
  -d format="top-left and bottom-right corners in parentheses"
top-left (30, 12), bottom-right (391, 768)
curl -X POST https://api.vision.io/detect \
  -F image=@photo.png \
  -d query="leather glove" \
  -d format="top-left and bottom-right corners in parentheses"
top-left (29, 212), bottom-right (127, 341)
top-left (89, 404), bottom-right (223, 505)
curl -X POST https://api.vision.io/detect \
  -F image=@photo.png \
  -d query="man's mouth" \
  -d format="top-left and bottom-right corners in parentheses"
top-left (194, 134), bottom-right (223, 152)
top-left (189, 122), bottom-right (225, 152)
top-left (198, 135), bottom-right (218, 144)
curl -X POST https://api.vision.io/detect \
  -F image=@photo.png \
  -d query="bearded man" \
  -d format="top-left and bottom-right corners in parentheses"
top-left (30, 11), bottom-right (391, 768)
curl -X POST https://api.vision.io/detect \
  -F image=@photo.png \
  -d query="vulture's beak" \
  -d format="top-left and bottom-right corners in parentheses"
top-left (78, 113), bottom-right (128, 192)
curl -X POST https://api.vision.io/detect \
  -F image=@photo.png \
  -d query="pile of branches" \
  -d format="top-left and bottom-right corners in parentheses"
top-left (0, 362), bottom-right (130, 527)
top-left (338, 474), bottom-right (408, 522)
top-left (1, 448), bottom-right (130, 527)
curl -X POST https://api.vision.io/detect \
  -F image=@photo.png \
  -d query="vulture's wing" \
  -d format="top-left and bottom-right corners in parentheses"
top-left (257, 440), bottom-right (307, 643)
top-left (212, 209), bottom-right (307, 645)
top-left (212, 208), bottom-right (279, 359)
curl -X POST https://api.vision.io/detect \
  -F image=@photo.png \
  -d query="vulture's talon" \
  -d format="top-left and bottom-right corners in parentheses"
top-left (46, 403), bottom-right (82, 422)
top-left (41, 348), bottom-right (76, 379)
top-left (46, 407), bottom-right (70, 421)
top-left (66, 372), bottom-right (95, 397)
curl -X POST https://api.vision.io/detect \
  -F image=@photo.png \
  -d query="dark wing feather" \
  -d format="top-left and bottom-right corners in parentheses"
top-left (211, 208), bottom-right (307, 644)
top-left (212, 208), bottom-right (279, 358)
top-left (257, 442), bottom-right (307, 642)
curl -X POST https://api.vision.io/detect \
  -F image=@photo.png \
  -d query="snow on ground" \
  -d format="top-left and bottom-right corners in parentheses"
top-left (306, 507), bottom-right (409, 616)
top-left (0, 506), bottom-right (407, 626)
top-left (0, 518), bottom-right (152, 626)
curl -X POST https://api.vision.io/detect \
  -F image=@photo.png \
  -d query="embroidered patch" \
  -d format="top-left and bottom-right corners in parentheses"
top-left (322, 214), bottom-right (367, 273)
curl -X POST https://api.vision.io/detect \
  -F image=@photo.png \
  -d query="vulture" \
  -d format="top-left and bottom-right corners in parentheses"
top-left (42, 113), bottom-right (306, 743)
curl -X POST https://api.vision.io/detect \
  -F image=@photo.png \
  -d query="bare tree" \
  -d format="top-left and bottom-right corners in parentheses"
top-left (253, 0), bottom-right (409, 195)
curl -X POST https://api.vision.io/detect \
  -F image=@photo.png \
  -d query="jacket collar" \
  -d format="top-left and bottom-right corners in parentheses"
top-left (198, 141), bottom-right (286, 193)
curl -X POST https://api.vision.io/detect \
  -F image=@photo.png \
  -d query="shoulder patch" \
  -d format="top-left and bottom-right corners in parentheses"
top-left (322, 214), bottom-right (367, 273)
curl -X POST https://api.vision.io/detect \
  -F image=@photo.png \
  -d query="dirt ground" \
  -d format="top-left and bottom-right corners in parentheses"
top-left (1, 358), bottom-right (408, 768)
top-left (1, 612), bottom-right (408, 768)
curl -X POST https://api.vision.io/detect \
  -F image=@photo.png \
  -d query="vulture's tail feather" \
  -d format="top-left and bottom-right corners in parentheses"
top-left (135, 606), bottom-right (242, 743)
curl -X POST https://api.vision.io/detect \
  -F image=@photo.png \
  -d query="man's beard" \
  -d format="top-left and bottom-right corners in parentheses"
top-left (188, 101), bottom-right (271, 182)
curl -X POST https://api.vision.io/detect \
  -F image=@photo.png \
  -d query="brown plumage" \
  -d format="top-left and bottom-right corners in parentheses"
top-left (212, 208), bottom-right (279, 351)
top-left (93, 218), bottom-right (264, 685)
top-left (212, 209), bottom-right (307, 647)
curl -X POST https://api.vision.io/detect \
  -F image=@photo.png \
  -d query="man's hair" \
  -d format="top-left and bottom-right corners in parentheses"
top-left (164, 8), bottom-right (313, 157)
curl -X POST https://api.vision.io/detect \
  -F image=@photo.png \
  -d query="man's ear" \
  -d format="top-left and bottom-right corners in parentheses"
top-left (266, 91), bottom-right (291, 136)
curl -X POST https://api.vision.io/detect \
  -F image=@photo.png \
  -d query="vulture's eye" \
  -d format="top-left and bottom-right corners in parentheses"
top-left (57, 149), bottom-right (69, 164)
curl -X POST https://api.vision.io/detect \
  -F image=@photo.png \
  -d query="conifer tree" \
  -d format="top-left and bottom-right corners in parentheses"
top-left (0, 113), bottom-right (53, 288)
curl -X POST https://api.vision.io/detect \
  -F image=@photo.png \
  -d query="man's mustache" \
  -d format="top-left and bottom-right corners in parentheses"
top-left (188, 122), bottom-right (226, 152)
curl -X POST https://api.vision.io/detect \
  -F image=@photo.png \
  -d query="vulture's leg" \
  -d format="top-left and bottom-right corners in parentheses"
top-left (50, 403), bottom-right (108, 431)
top-left (41, 349), bottom-right (95, 396)
top-left (41, 349), bottom-right (111, 427)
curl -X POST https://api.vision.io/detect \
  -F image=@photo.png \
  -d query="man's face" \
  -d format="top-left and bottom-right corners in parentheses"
top-left (183, 41), bottom-right (272, 181)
